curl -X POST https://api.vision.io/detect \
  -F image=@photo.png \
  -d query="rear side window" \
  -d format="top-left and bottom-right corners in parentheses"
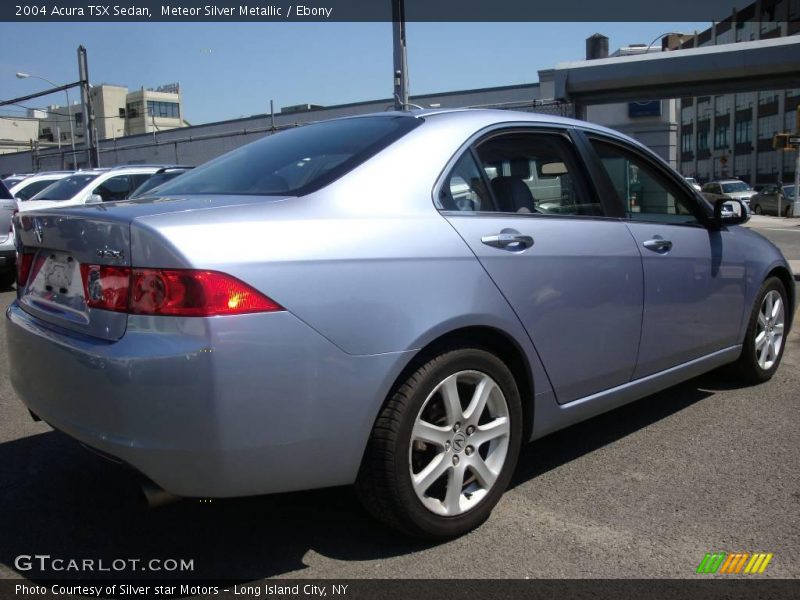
top-left (0, 180), bottom-right (11, 200)
top-left (157, 116), bottom-right (422, 197)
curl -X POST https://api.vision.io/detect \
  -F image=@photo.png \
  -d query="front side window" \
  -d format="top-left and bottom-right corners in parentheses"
top-left (156, 116), bottom-right (421, 197)
top-left (93, 175), bottom-right (131, 201)
top-left (590, 139), bottom-right (701, 225)
top-left (446, 131), bottom-right (599, 216)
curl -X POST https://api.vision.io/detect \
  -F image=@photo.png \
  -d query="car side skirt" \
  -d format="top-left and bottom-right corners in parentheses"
top-left (530, 345), bottom-right (742, 441)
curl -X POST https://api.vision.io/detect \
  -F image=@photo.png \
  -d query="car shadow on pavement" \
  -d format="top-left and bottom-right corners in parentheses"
top-left (0, 370), bottom-right (727, 583)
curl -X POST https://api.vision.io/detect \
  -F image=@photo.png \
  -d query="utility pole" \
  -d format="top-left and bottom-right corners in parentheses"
top-left (77, 45), bottom-right (99, 168)
top-left (392, 0), bottom-right (409, 110)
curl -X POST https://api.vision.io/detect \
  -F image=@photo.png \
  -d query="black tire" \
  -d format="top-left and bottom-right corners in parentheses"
top-left (733, 277), bottom-right (788, 384)
top-left (0, 269), bottom-right (15, 290)
top-left (753, 205), bottom-right (762, 215)
top-left (356, 347), bottom-right (523, 539)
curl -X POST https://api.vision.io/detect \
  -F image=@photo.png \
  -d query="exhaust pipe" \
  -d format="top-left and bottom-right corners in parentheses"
top-left (139, 478), bottom-right (181, 508)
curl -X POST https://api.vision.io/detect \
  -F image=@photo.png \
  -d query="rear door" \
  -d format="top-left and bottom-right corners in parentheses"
top-left (440, 127), bottom-right (643, 404)
top-left (585, 135), bottom-right (746, 378)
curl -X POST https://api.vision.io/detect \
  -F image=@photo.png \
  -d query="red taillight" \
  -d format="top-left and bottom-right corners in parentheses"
top-left (16, 253), bottom-right (34, 286)
top-left (78, 266), bottom-right (283, 316)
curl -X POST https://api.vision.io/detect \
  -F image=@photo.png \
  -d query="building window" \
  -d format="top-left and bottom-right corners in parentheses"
top-left (696, 159), bottom-right (710, 181)
top-left (757, 115), bottom-right (779, 139)
top-left (714, 125), bottom-right (729, 149)
top-left (697, 131), bottom-right (709, 151)
top-left (786, 110), bottom-right (798, 133)
top-left (680, 105), bottom-right (693, 125)
top-left (119, 108), bottom-right (126, 118)
top-left (734, 154), bottom-right (750, 178)
top-left (735, 120), bottom-right (752, 144)
top-left (74, 112), bottom-right (83, 127)
top-left (681, 132), bottom-right (693, 153)
top-left (714, 95), bottom-right (730, 116)
top-left (735, 93), bottom-right (753, 111)
top-left (146, 101), bottom-right (180, 119)
top-left (757, 152), bottom-right (777, 179)
top-left (758, 91), bottom-right (778, 105)
top-left (126, 101), bottom-right (142, 119)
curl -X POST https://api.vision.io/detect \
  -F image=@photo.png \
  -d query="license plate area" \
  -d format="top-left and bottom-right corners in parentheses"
top-left (24, 251), bottom-right (89, 324)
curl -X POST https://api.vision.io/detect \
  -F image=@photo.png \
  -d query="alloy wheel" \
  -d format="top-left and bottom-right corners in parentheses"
top-left (408, 370), bottom-right (510, 516)
top-left (755, 290), bottom-right (785, 370)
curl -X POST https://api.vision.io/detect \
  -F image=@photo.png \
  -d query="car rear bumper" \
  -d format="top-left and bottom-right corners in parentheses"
top-left (6, 302), bottom-right (411, 497)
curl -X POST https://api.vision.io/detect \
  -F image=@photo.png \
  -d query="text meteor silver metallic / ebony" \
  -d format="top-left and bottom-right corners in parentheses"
top-left (5, 110), bottom-right (795, 538)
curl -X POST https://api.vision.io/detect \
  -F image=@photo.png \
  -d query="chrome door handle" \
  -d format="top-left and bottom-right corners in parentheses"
top-left (642, 237), bottom-right (673, 253)
top-left (481, 233), bottom-right (534, 250)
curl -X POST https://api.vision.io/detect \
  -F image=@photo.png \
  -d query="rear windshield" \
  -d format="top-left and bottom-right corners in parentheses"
top-left (0, 180), bottom-right (11, 199)
top-left (32, 173), bottom-right (100, 201)
top-left (156, 115), bottom-right (422, 197)
top-left (721, 181), bottom-right (751, 193)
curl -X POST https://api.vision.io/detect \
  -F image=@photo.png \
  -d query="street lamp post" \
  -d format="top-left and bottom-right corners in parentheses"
top-left (16, 71), bottom-right (78, 169)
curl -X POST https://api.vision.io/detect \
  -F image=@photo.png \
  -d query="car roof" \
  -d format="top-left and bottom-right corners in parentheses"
top-left (326, 108), bottom-right (634, 141)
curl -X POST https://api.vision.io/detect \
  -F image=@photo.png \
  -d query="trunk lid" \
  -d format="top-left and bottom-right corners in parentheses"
top-left (15, 211), bottom-right (132, 341)
top-left (13, 194), bottom-right (290, 340)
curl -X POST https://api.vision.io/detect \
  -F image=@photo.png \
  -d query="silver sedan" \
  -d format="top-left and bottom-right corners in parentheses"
top-left (6, 110), bottom-right (795, 538)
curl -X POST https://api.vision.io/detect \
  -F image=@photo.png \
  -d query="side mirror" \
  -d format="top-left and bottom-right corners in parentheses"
top-left (87, 194), bottom-right (103, 204)
top-left (714, 197), bottom-right (749, 225)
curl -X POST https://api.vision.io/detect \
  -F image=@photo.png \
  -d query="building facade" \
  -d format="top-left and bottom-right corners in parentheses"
top-left (33, 82), bottom-right (186, 158)
top-left (678, 0), bottom-right (800, 185)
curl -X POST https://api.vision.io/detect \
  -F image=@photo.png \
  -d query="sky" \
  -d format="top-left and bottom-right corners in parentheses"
top-left (0, 21), bottom-right (709, 125)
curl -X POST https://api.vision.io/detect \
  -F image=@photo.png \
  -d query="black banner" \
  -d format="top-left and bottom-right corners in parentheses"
top-left (4, 579), bottom-right (800, 600)
top-left (1, 0), bottom-right (768, 22)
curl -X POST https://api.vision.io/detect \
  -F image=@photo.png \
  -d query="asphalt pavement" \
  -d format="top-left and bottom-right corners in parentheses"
top-left (0, 222), bottom-right (798, 582)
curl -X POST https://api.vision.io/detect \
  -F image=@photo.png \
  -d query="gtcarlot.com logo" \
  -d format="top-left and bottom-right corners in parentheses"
top-left (14, 554), bottom-right (194, 573)
top-left (696, 551), bottom-right (774, 574)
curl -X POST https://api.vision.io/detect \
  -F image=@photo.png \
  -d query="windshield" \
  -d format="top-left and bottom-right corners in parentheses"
top-left (129, 170), bottom-right (189, 198)
top-left (31, 173), bottom-right (100, 201)
top-left (156, 115), bottom-right (422, 197)
top-left (721, 181), bottom-right (751, 193)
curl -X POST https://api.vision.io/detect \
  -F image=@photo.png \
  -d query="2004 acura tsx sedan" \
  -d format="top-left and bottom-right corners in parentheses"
top-left (6, 109), bottom-right (795, 538)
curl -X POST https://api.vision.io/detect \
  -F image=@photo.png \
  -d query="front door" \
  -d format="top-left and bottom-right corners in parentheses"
top-left (587, 137), bottom-right (746, 378)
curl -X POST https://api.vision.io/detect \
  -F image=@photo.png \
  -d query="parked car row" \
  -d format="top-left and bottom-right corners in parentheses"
top-left (0, 179), bottom-right (17, 288)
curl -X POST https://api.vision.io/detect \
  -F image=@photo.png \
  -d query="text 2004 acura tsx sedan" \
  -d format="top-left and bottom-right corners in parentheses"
top-left (6, 110), bottom-right (794, 538)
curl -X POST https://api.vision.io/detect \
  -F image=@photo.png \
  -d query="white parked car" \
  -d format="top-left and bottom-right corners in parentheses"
top-left (7, 171), bottom-right (73, 202)
top-left (684, 177), bottom-right (701, 192)
top-left (20, 166), bottom-right (163, 212)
